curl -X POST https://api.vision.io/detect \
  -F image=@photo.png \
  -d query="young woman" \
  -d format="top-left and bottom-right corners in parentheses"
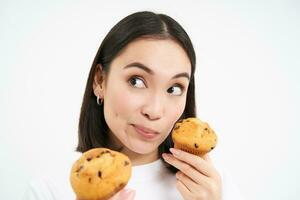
top-left (77, 10), bottom-right (220, 200)
top-left (24, 11), bottom-right (244, 200)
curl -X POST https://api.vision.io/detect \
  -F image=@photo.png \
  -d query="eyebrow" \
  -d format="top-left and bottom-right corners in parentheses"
top-left (123, 62), bottom-right (190, 81)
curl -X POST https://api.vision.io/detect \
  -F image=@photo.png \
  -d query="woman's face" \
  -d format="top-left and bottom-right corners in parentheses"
top-left (94, 38), bottom-right (191, 156)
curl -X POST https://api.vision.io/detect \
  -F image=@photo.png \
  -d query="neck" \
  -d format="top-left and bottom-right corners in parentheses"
top-left (120, 147), bottom-right (159, 166)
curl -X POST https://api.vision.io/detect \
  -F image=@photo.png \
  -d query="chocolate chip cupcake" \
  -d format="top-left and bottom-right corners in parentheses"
top-left (70, 148), bottom-right (132, 200)
top-left (171, 117), bottom-right (217, 157)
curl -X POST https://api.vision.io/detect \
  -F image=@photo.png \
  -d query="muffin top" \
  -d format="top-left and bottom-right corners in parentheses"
top-left (171, 117), bottom-right (217, 154)
top-left (70, 148), bottom-right (132, 200)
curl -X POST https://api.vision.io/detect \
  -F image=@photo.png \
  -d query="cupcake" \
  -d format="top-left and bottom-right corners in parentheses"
top-left (171, 117), bottom-right (217, 156)
top-left (70, 148), bottom-right (132, 200)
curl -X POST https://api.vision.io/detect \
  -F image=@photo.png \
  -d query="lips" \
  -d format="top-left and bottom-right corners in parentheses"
top-left (132, 124), bottom-right (159, 139)
top-left (133, 124), bottom-right (159, 134)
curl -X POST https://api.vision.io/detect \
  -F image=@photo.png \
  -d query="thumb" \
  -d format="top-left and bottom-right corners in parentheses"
top-left (119, 188), bottom-right (135, 200)
top-left (110, 188), bottom-right (135, 200)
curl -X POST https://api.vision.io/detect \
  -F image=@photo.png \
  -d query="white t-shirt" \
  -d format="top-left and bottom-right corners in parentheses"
top-left (23, 155), bottom-right (245, 200)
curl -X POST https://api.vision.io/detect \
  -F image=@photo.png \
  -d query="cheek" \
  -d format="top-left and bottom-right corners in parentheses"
top-left (165, 98), bottom-right (186, 131)
top-left (115, 91), bottom-right (133, 117)
top-left (103, 84), bottom-right (138, 144)
top-left (106, 85), bottom-right (142, 121)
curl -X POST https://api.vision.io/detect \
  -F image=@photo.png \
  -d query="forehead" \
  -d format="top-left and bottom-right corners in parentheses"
top-left (110, 38), bottom-right (191, 76)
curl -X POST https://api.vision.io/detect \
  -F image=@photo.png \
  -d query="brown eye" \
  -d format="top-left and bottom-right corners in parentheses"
top-left (128, 76), bottom-right (146, 88)
top-left (167, 84), bottom-right (185, 96)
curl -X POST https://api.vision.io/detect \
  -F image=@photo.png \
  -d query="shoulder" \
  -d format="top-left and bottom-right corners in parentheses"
top-left (23, 174), bottom-right (75, 200)
top-left (22, 151), bottom-right (81, 200)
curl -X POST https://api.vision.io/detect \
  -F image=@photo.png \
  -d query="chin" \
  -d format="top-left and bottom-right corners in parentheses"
top-left (128, 141), bottom-right (158, 155)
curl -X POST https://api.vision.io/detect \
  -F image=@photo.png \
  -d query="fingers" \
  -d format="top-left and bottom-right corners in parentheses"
top-left (164, 148), bottom-right (222, 199)
top-left (119, 189), bottom-right (135, 200)
top-left (169, 148), bottom-right (218, 178)
top-left (109, 188), bottom-right (135, 200)
top-left (163, 153), bottom-right (210, 185)
top-left (176, 171), bottom-right (199, 193)
top-left (77, 188), bottom-right (135, 200)
top-left (176, 180), bottom-right (194, 199)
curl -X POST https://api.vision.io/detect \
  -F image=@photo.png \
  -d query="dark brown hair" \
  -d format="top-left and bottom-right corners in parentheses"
top-left (76, 11), bottom-right (197, 173)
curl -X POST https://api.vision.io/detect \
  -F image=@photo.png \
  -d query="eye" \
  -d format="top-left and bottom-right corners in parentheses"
top-left (128, 76), bottom-right (146, 88)
top-left (167, 84), bottom-right (185, 96)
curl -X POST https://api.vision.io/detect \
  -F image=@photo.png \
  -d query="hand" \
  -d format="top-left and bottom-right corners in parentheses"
top-left (76, 188), bottom-right (135, 200)
top-left (109, 188), bottom-right (135, 200)
top-left (162, 148), bottom-right (222, 200)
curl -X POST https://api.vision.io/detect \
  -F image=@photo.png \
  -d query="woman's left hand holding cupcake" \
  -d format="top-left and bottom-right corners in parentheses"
top-left (162, 148), bottom-right (222, 200)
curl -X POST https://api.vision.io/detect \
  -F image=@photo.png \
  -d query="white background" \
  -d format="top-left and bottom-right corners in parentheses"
top-left (1, 0), bottom-right (299, 199)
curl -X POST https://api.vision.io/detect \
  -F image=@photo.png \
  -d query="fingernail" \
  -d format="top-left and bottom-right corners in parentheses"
top-left (170, 148), bottom-right (180, 156)
top-left (162, 153), bottom-right (171, 159)
top-left (120, 189), bottom-right (135, 199)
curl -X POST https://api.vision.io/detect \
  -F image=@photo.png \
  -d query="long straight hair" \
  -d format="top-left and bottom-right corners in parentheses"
top-left (76, 11), bottom-right (197, 173)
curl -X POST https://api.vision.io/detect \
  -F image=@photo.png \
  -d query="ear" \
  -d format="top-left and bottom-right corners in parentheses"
top-left (92, 64), bottom-right (106, 98)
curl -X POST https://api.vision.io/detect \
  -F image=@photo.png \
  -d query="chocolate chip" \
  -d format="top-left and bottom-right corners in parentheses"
top-left (86, 157), bottom-right (92, 161)
top-left (88, 177), bottom-right (92, 183)
top-left (124, 160), bottom-right (129, 166)
top-left (100, 150), bottom-right (112, 156)
top-left (184, 148), bottom-right (193, 153)
top-left (194, 143), bottom-right (199, 148)
top-left (98, 171), bottom-right (102, 178)
top-left (96, 154), bottom-right (101, 158)
top-left (119, 183), bottom-right (125, 188)
top-left (204, 128), bottom-right (208, 131)
top-left (211, 146), bottom-right (215, 150)
top-left (76, 165), bottom-right (83, 173)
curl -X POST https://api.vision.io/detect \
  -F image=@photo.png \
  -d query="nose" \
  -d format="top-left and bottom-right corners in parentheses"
top-left (141, 94), bottom-right (164, 121)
